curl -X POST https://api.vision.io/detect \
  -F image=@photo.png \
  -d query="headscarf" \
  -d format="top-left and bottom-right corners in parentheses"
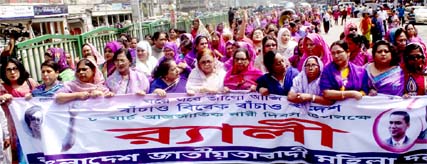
top-left (135, 40), bottom-right (158, 77)
top-left (277, 28), bottom-right (298, 58)
top-left (180, 33), bottom-right (194, 43)
top-left (103, 41), bottom-right (121, 77)
top-left (387, 28), bottom-right (398, 45)
top-left (224, 50), bottom-right (263, 90)
top-left (85, 43), bottom-right (105, 65)
top-left (184, 34), bottom-right (210, 69)
top-left (224, 41), bottom-right (257, 70)
top-left (211, 31), bottom-right (226, 56)
top-left (292, 56), bottom-right (324, 95)
top-left (47, 47), bottom-right (69, 72)
top-left (62, 59), bottom-right (108, 93)
top-left (221, 40), bottom-right (235, 62)
top-left (162, 42), bottom-right (181, 62)
top-left (297, 33), bottom-right (331, 71)
top-left (344, 22), bottom-right (358, 37)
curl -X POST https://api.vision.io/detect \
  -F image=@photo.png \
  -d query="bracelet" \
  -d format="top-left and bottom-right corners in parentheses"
top-left (311, 94), bottom-right (316, 102)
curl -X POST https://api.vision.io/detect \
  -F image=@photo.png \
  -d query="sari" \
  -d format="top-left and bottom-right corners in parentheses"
top-left (319, 62), bottom-right (368, 93)
top-left (106, 68), bottom-right (149, 94)
top-left (350, 50), bottom-right (372, 66)
top-left (58, 60), bottom-right (108, 93)
top-left (297, 33), bottom-right (332, 71)
top-left (186, 60), bottom-right (226, 93)
top-left (31, 81), bottom-right (63, 97)
top-left (224, 50), bottom-right (263, 90)
top-left (366, 64), bottom-right (404, 96)
top-left (149, 77), bottom-right (187, 93)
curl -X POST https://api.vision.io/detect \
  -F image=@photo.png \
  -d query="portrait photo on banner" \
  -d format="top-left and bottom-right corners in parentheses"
top-left (373, 108), bottom-right (425, 152)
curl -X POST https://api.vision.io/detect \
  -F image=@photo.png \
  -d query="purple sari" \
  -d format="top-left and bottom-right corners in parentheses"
top-left (319, 62), bottom-right (368, 93)
top-left (366, 65), bottom-right (404, 96)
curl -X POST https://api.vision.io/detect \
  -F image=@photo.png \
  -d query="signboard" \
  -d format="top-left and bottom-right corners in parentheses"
top-left (0, 6), bottom-right (34, 20)
top-left (33, 5), bottom-right (68, 17)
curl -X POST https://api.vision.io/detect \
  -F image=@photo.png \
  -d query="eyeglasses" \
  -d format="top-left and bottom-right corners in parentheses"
top-left (349, 28), bottom-right (357, 31)
top-left (199, 60), bottom-right (213, 65)
top-left (406, 54), bottom-right (425, 61)
top-left (304, 64), bottom-right (319, 69)
top-left (6, 67), bottom-right (18, 73)
top-left (265, 44), bottom-right (277, 48)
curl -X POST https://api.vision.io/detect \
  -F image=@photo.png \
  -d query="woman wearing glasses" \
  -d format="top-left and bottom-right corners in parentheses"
top-left (365, 40), bottom-right (404, 96)
top-left (320, 40), bottom-right (368, 101)
top-left (55, 59), bottom-right (113, 104)
top-left (0, 58), bottom-right (38, 164)
top-left (254, 36), bottom-right (278, 73)
top-left (186, 48), bottom-right (227, 94)
top-left (402, 43), bottom-right (427, 96)
top-left (288, 56), bottom-right (333, 107)
top-left (224, 48), bottom-right (263, 91)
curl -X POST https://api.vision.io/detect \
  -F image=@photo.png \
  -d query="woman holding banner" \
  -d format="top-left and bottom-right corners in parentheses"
top-left (186, 48), bottom-right (227, 95)
top-left (256, 51), bottom-right (299, 96)
top-left (319, 40), bottom-right (368, 101)
top-left (106, 48), bottom-right (149, 95)
top-left (223, 48), bottom-right (263, 91)
top-left (287, 56), bottom-right (333, 107)
top-left (149, 59), bottom-right (188, 96)
top-left (365, 40), bottom-right (404, 96)
top-left (27, 60), bottom-right (64, 98)
top-left (0, 58), bottom-right (39, 164)
top-left (55, 59), bottom-right (113, 104)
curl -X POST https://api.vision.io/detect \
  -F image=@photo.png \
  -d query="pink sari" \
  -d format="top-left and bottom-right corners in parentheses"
top-left (297, 33), bottom-right (332, 71)
top-left (59, 60), bottom-right (108, 93)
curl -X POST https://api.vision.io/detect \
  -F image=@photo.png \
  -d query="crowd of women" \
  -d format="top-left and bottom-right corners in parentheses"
top-left (0, 7), bottom-right (426, 163)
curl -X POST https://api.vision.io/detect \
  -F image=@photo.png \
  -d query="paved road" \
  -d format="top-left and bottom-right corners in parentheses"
top-left (319, 18), bottom-right (427, 46)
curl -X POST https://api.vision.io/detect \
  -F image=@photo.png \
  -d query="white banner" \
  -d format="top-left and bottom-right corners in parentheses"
top-left (8, 93), bottom-right (427, 163)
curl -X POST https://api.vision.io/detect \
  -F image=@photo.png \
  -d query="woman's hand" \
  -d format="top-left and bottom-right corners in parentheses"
top-left (222, 87), bottom-right (230, 93)
top-left (402, 93), bottom-right (411, 99)
top-left (297, 93), bottom-right (312, 102)
top-left (25, 93), bottom-right (32, 101)
top-left (187, 90), bottom-right (195, 96)
top-left (351, 91), bottom-right (363, 100)
top-left (153, 89), bottom-right (167, 97)
top-left (0, 94), bottom-right (13, 103)
top-left (90, 90), bottom-right (104, 97)
top-left (77, 92), bottom-right (90, 100)
top-left (368, 89), bottom-right (378, 96)
top-left (249, 85), bottom-right (257, 92)
top-left (136, 91), bottom-right (146, 96)
top-left (259, 87), bottom-right (269, 96)
top-left (105, 92), bottom-right (114, 97)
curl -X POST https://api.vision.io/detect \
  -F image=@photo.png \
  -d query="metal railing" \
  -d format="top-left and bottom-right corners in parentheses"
top-left (15, 13), bottom-right (228, 82)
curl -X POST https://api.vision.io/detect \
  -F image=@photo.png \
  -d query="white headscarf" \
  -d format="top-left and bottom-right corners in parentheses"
top-left (291, 56), bottom-right (324, 95)
top-left (135, 40), bottom-right (158, 77)
top-left (277, 28), bottom-right (298, 58)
